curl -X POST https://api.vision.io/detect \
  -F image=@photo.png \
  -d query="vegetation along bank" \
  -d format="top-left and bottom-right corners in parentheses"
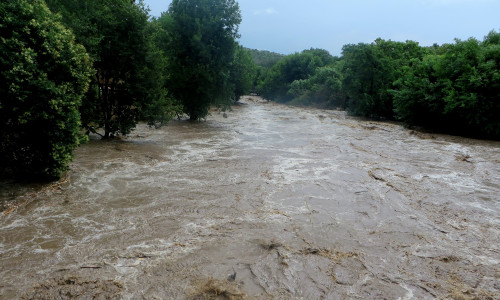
top-left (1, 0), bottom-right (499, 180)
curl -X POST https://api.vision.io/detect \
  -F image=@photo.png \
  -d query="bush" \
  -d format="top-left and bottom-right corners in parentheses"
top-left (0, 0), bottom-right (93, 179)
top-left (257, 49), bottom-right (335, 102)
top-left (393, 32), bottom-right (500, 138)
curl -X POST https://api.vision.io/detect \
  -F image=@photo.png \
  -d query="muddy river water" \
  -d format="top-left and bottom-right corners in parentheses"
top-left (1, 96), bottom-right (499, 299)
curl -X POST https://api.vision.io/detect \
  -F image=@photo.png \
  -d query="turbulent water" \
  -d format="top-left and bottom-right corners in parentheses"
top-left (1, 96), bottom-right (499, 299)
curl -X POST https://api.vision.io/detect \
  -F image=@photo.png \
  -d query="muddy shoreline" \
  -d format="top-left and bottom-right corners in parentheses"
top-left (1, 96), bottom-right (499, 299)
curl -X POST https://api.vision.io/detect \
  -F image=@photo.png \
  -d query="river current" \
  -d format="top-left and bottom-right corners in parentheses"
top-left (1, 96), bottom-right (499, 299)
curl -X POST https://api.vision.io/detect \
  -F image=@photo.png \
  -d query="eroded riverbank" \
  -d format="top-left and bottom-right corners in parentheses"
top-left (1, 96), bottom-right (499, 299)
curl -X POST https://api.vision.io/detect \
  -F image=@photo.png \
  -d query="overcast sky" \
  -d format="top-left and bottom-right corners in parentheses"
top-left (144, 0), bottom-right (500, 56)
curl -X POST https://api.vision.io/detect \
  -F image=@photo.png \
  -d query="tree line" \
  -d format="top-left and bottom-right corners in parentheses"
top-left (254, 32), bottom-right (500, 140)
top-left (0, 0), bottom-right (254, 180)
top-left (1, 0), bottom-right (498, 180)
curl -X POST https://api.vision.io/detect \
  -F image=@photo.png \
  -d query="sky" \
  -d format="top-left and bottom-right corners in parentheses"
top-left (144, 0), bottom-right (500, 56)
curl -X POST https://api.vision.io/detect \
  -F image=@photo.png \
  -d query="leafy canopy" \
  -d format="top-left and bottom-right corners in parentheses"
top-left (257, 48), bottom-right (335, 102)
top-left (161, 0), bottom-right (242, 120)
top-left (48, 0), bottom-right (176, 138)
top-left (0, 0), bottom-right (93, 179)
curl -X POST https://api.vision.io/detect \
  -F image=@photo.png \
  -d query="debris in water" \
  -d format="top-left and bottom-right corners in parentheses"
top-left (455, 154), bottom-right (472, 163)
top-left (227, 267), bottom-right (237, 282)
top-left (190, 278), bottom-right (245, 300)
top-left (259, 239), bottom-right (282, 251)
top-left (21, 276), bottom-right (123, 299)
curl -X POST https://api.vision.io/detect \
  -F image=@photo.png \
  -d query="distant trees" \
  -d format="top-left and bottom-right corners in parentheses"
top-left (393, 32), bottom-right (500, 137)
top-left (160, 0), bottom-right (242, 120)
top-left (341, 39), bottom-right (426, 118)
top-left (257, 48), bottom-right (335, 102)
top-left (246, 49), bottom-right (283, 92)
top-left (230, 45), bottom-right (257, 102)
top-left (247, 49), bottom-right (284, 68)
top-left (257, 31), bottom-right (500, 139)
top-left (0, 0), bottom-right (93, 179)
top-left (288, 65), bottom-right (343, 107)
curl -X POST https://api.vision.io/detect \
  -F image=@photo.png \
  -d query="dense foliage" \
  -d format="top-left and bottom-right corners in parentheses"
top-left (393, 33), bottom-right (500, 137)
top-left (341, 39), bottom-right (427, 118)
top-left (0, 0), bottom-right (93, 179)
top-left (247, 48), bottom-right (284, 68)
top-left (139, 20), bottom-right (183, 128)
top-left (288, 65), bottom-right (343, 107)
top-left (245, 48), bottom-right (284, 93)
top-left (160, 0), bottom-right (242, 120)
top-left (46, 0), bottom-right (175, 138)
top-left (230, 45), bottom-right (257, 101)
top-left (257, 49), bottom-right (335, 102)
top-left (1, 0), bottom-right (255, 179)
top-left (257, 31), bottom-right (500, 139)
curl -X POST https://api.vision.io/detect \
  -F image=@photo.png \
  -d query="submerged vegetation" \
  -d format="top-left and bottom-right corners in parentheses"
top-left (0, 0), bottom-right (498, 179)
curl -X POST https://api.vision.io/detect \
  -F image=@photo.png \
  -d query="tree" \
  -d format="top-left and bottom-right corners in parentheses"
top-left (341, 39), bottom-right (426, 118)
top-left (393, 32), bottom-right (500, 138)
top-left (257, 48), bottom-right (334, 102)
top-left (477, 30), bottom-right (500, 136)
top-left (230, 45), bottom-right (257, 101)
top-left (288, 63), bottom-right (343, 108)
top-left (0, 0), bottom-right (93, 179)
top-left (392, 54), bottom-right (445, 127)
top-left (138, 20), bottom-right (183, 128)
top-left (247, 48), bottom-right (284, 68)
top-left (47, 0), bottom-right (165, 138)
top-left (161, 0), bottom-right (242, 120)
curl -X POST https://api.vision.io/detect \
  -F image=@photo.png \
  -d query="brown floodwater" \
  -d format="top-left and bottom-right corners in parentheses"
top-left (1, 96), bottom-right (499, 299)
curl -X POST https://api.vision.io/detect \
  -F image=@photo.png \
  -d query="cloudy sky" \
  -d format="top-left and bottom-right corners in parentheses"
top-left (144, 0), bottom-right (500, 56)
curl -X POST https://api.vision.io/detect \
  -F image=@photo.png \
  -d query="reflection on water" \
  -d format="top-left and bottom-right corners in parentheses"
top-left (1, 96), bottom-right (499, 299)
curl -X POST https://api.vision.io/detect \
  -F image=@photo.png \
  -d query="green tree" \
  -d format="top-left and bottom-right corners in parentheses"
top-left (392, 54), bottom-right (445, 127)
top-left (258, 48), bottom-right (334, 102)
top-left (393, 32), bottom-right (500, 138)
top-left (230, 45), bottom-right (257, 101)
top-left (288, 63), bottom-right (343, 107)
top-left (341, 39), bottom-right (426, 118)
top-left (47, 0), bottom-right (165, 138)
top-left (161, 0), bottom-right (242, 120)
top-left (477, 30), bottom-right (500, 136)
top-left (0, 0), bottom-right (93, 179)
top-left (247, 48), bottom-right (284, 68)
top-left (136, 19), bottom-right (182, 128)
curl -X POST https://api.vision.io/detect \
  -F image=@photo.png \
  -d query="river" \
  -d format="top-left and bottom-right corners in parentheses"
top-left (1, 96), bottom-right (499, 299)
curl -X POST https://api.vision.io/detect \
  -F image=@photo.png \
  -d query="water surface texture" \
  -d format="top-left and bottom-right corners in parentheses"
top-left (1, 97), bottom-right (499, 299)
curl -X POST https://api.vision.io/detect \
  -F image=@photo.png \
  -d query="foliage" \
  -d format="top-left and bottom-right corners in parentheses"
top-left (393, 32), bottom-right (500, 138)
top-left (137, 20), bottom-right (182, 128)
top-left (47, 0), bottom-right (171, 138)
top-left (341, 39), bottom-right (426, 118)
top-left (257, 48), bottom-right (335, 102)
top-left (392, 55), bottom-right (444, 127)
top-left (288, 64), bottom-right (344, 107)
top-left (0, 0), bottom-right (93, 179)
top-left (258, 31), bottom-right (499, 139)
top-left (161, 0), bottom-right (242, 120)
top-left (230, 45), bottom-right (257, 101)
top-left (247, 48), bottom-right (284, 68)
